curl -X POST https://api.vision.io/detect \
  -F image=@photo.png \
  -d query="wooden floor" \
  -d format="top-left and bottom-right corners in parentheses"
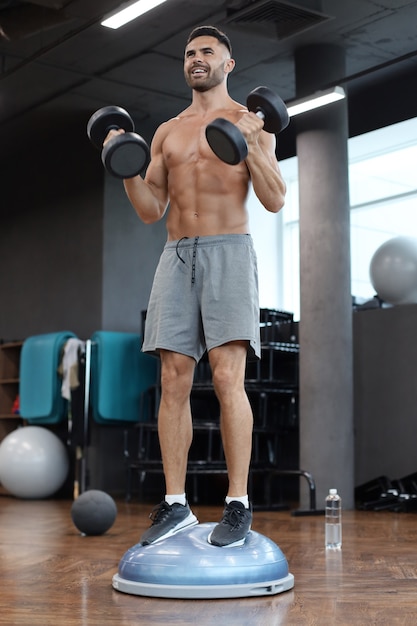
top-left (0, 495), bottom-right (416, 625)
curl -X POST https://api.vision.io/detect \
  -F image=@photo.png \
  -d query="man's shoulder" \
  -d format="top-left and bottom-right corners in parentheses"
top-left (156, 110), bottom-right (199, 138)
top-left (158, 112), bottom-right (189, 131)
top-left (153, 116), bottom-right (182, 142)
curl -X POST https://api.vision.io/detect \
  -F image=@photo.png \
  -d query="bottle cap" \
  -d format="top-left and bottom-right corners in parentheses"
top-left (329, 488), bottom-right (337, 495)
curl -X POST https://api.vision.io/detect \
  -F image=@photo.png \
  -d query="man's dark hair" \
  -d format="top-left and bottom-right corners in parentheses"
top-left (186, 25), bottom-right (232, 56)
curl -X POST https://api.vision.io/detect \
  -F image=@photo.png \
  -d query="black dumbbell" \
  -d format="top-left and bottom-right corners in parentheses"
top-left (87, 106), bottom-right (150, 179)
top-left (205, 86), bottom-right (290, 165)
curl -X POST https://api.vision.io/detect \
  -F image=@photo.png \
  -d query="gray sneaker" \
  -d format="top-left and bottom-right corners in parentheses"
top-left (140, 501), bottom-right (198, 545)
top-left (208, 501), bottom-right (252, 547)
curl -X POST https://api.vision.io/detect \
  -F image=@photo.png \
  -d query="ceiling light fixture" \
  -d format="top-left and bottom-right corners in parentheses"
top-left (286, 86), bottom-right (346, 117)
top-left (101, 0), bottom-right (169, 29)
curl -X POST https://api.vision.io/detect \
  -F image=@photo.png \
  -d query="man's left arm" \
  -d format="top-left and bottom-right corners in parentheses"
top-left (237, 112), bottom-right (286, 213)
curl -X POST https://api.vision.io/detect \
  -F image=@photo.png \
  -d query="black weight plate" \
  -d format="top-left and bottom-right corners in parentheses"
top-left (102, 132), bottom-right (150, 178)
top-left (87, 106), bottom-right (135, 149)
top-left (205, 118), bottom-right (248, 165)
top-left (246, 86), bottom-right (289, 134)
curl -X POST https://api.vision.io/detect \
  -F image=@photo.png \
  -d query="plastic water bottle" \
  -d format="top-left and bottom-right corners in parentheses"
top-left (325, 488), bottom-right (342, 549)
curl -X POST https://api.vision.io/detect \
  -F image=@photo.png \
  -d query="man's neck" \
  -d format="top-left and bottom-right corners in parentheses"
top-left (190, 83), bottom-right (233, 114)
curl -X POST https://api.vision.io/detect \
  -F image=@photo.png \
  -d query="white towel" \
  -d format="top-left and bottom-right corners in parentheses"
top-left (61, 338), bottom-right (86, 400)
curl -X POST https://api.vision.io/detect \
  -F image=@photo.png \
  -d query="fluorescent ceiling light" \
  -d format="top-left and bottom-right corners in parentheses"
top-left (286, 86), bottom-right (346, 117)
top-left (101, 0), bottom-right (168, 29)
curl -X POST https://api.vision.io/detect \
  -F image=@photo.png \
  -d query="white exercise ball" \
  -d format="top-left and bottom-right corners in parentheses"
top-left (0, 426), bottom-right (69, 499)
top-left (369, 236), bottom-right (417, 305)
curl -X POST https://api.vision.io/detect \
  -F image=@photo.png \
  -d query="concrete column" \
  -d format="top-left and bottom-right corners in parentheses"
top-left (295, 45), bottom-right (354, 509)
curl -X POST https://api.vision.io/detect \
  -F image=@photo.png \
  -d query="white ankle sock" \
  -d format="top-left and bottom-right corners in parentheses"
top-left (226, 495), bottom-right (249, 509)
top-left (165, 493), bottom-right (187, 506)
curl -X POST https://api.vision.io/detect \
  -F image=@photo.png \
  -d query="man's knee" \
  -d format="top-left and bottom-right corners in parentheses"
top-left (160, 351), bottom-right (195, 397)
top-left (211, 364), bottom-right (238, 396)
top-left (209, 343), bottom-right (248, 399)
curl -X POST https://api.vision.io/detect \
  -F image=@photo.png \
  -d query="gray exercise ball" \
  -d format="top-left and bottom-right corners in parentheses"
top-left (0, 426), bottom-right (69, 499)
top-left (369, 236), bottom-right (417, 305)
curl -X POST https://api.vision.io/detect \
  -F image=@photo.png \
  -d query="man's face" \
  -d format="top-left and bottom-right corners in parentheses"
top-left (184, 35), bottom-right (233, 92)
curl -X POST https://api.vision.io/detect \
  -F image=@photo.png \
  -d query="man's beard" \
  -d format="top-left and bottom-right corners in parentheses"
top-left (185, 63), bottom-right (225, 92)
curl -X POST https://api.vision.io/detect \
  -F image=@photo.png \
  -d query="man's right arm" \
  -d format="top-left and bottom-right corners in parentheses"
top-left (122, 123), bottom-right (170, 224)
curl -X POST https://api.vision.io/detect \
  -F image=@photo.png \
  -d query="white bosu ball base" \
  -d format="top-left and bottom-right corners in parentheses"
top-left (112, 523), bottom-right (294, 599)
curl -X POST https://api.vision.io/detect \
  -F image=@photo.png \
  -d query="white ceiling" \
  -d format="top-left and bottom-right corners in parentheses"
top-left (1, 0), bottom-right (417, 149)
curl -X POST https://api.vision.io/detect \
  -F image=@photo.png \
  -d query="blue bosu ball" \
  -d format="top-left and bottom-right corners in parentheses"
top-left (112, 523), bottom-right (294, 599)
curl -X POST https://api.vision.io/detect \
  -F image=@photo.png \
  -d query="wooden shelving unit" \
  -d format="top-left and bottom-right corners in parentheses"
top-left (0, 341), bottom-right (23, 437)
top-left (0, 341), bottom-right (23, 494)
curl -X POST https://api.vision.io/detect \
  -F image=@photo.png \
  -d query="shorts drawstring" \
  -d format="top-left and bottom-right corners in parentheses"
top-left (175, 236), bottom-right (199, 284)
top-left (192, 236), bottom-right (199, 284)
top-left (175, 237), bottom-right (188, 264)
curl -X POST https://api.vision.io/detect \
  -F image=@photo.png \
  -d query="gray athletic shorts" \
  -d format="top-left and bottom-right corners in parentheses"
top-left (142, 234), bottom-right (260, 362)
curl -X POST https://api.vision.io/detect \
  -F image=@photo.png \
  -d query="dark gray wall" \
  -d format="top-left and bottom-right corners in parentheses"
top-left (102, 175), bottom-right (167, 332)
top-left (0, 112), bottom-right (166, 341)
top-left (354, 305), bottom-right (417, 485)
top-left (0, 114), bottom-right (103, 339)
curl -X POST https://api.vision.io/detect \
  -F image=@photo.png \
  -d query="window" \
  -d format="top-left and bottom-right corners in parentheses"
top-left (249, 117), bottom-right (417, 320)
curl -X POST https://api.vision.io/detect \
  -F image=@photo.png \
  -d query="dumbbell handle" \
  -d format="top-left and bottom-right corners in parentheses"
top-left (102, 124), bottom-right (128, 141)
top-left (254, 109), bottom-right (266, 121)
